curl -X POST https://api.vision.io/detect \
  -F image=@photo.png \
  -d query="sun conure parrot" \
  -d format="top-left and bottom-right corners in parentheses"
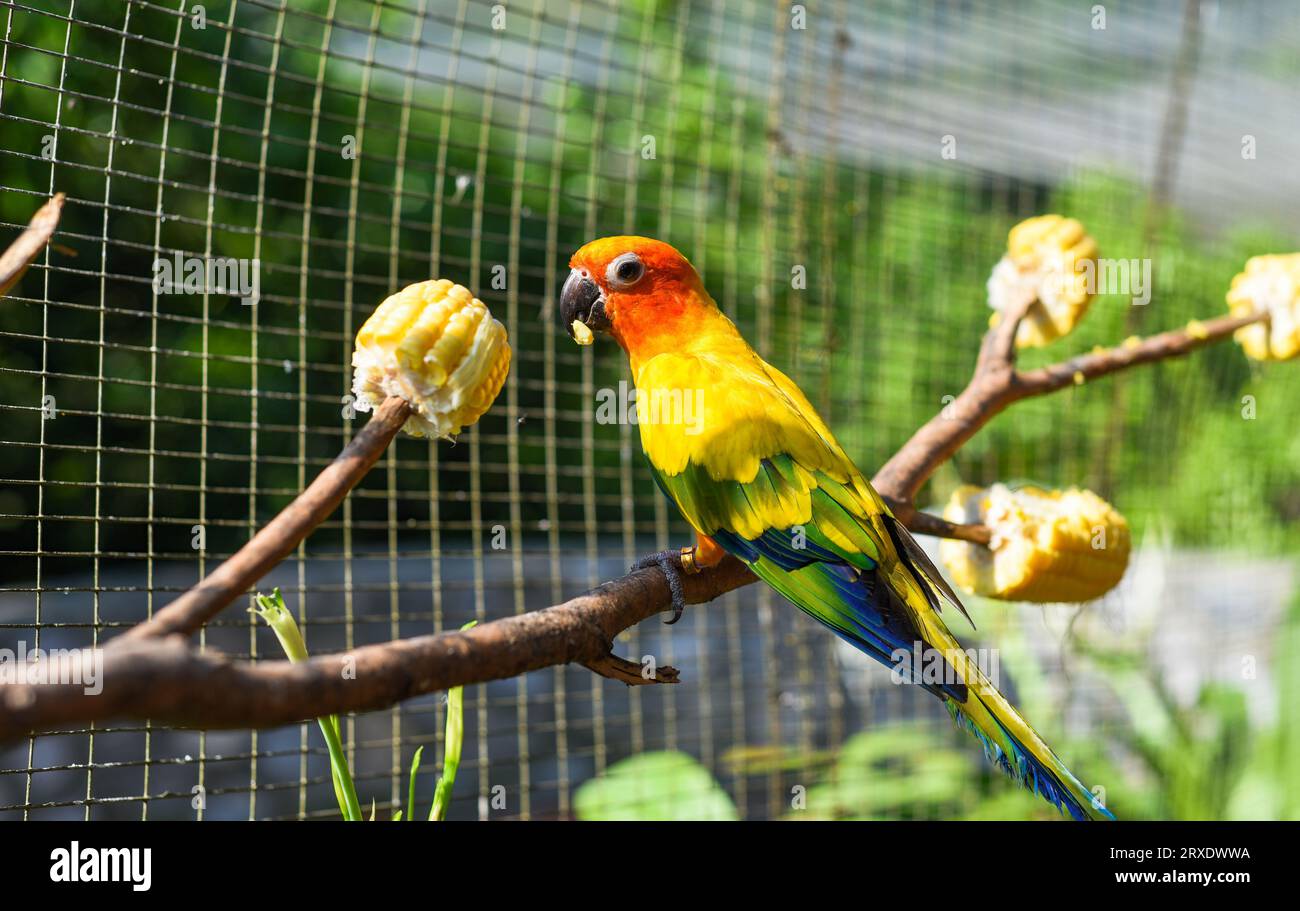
top-left (559, 235), bottom-right (1113, 821)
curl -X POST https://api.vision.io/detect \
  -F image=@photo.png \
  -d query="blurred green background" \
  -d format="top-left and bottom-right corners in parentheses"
top-left (1, 0), bottom-right (1297, 819)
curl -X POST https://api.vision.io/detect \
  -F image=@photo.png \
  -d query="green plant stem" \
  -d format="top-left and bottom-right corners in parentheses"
top-left (253, 589), bottom-right (363, 821)
top-left (320, 714), bottom-right (362, 821)
top-left (407, 746), bottom-right (424, 823)
top-left (430, 682), bottom-right (463, 821)
top-left (429, 621), bottom-right (474, 821)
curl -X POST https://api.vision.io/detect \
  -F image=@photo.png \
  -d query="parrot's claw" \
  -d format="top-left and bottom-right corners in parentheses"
top-left (631, 546), bottom-right (698, 624)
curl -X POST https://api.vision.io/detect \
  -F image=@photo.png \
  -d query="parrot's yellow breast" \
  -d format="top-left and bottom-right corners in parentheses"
top-left (632, 344), bottom-right (850, 486)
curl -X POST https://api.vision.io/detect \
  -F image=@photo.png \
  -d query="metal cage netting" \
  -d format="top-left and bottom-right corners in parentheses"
top-left (2, 0), bottom-right (1299, 820)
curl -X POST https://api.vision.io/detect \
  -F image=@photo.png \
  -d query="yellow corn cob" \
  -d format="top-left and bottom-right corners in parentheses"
top-left (351, 279), bottom-right (511, 439)
top-left (1225, 253), bottom-right (1300, 361)
top-left (939, 483), bottom-right (1130, 603)
top-left (987, 214), bottom-right (1100, 348)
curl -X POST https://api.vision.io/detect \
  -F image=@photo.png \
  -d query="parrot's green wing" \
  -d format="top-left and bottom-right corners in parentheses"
top-left (651, 454), bottom-right (969, 701)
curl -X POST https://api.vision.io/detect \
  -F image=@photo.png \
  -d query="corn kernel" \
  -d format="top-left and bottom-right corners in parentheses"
top-left (939, 483), bottom-right (1130, 603)
top-left (571, 319), bottom-right (594, 346)
top-left (1225, 253), bottom-right (1300, 361)
top-left (987, 215), bottom-right (1100, 348)
top-left (351, 279), bottom-right (510, 439)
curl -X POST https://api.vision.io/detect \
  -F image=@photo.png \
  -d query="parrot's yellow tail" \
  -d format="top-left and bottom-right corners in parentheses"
top-left (942, 657), bottom-right (1114, 820)
top-left (882, 517), bottom-right (1114, 820)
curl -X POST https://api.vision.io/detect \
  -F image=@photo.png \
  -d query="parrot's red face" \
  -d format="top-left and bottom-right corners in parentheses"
top-left (561, 236), bottom-right (714, 361)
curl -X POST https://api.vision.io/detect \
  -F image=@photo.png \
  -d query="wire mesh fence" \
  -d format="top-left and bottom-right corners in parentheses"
top-left (1, 0), bottom-right (1298, 820)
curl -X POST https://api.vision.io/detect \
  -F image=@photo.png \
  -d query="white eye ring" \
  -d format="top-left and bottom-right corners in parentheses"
top-left (606, 252), bottom-right (645, 289)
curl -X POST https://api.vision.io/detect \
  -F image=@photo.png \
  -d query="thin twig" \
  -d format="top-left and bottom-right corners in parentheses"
top-left (120, 395), bottom-right (412, 641)
top-left (1016, 311), bottom-right (1265, 394)
top-left (583, 653), bottom-right (680, 685)
top-left (893, 506), bottom-right (993, 546)
top-left (873, 306), bottom-right (1267, 507)
top-left (0, 194), bottom-right (65, 298)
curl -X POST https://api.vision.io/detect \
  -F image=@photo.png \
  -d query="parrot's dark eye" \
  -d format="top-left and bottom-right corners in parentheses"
top-left (607, 252), bottom-right (645, 289)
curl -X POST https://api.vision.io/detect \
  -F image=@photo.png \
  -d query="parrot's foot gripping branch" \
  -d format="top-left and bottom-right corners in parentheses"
top-left (631, 546), bottom-right (701, 624)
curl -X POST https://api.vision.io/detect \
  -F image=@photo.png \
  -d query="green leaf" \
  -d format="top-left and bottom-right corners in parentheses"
top-left (249, 587), bottom-right (309, 663)
top-left (316, 716), bottom-right (363, 821)
top-left (252, 589), bottom-right (362, 822)
top-left (407, 746), bottom-right (424, 823)
top-left (574, 752), bottom-right (738, 821)
top-left (430, 621), bottom-right (475, 821)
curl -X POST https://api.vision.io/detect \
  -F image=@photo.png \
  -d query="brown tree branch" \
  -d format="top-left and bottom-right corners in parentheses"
top-left (0, 558), bottom-right (753, 737)
top-left (872, 296), bottom-right (1034, 521)
top-left (0, 194), bottom-right (65, 298)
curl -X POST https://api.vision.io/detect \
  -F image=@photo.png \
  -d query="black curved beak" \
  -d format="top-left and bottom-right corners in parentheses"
top-left (559, 270), bottom-right (610, 338)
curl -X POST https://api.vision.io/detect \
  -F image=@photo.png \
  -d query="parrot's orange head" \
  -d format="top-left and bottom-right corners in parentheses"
top-left (561, 236), bottom-right (717, 358)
